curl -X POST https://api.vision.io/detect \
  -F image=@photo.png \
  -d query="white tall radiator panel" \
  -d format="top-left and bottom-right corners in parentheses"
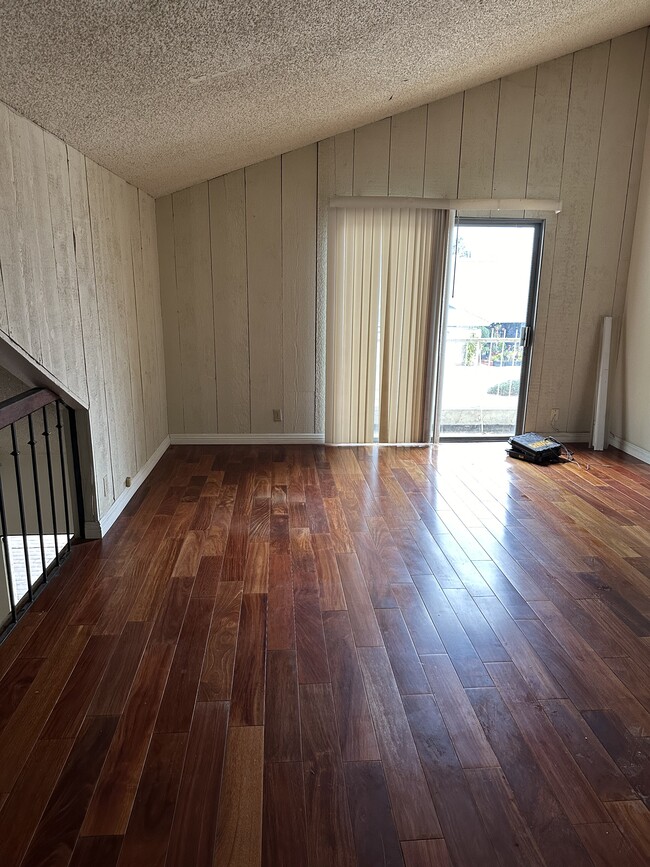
top-left (591, 316), bottom-right (613, 451)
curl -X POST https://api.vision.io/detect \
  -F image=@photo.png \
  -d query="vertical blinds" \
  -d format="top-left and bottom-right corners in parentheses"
top-left (325, 206), bottom-right (451, 444)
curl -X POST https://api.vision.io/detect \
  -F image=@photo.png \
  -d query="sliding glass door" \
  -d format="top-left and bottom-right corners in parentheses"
top-left (437, 219), bottom-right (543, 439)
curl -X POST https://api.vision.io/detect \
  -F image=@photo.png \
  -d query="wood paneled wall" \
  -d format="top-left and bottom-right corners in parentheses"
top-left (0, 102), bottom-right (168, 519)
top-left (159, 29), bottom-right (650, 438)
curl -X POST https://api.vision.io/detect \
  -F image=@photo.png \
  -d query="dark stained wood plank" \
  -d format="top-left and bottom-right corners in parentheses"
top-left (343, 761), bottom-right (404, 867)
top-left (230, 592), bottom-right (267, 725)
top-left (197, 581), bottom-right (243, 701)
top-left (171, 529), bottom-right (204, 578)
top-left (413, 575), bottom-right (492, 687)
top-left (244, 539), bottom-right (269, 592)
top-left (117, 732), bottom-right (187, 867)
top-left (0, 738), bottom-right (73, 866)
top-left (22, 715), bottom-right (119, 867)
top-left (69, 836), bottom-right (123, 867)
top-left (353, 530), bottom-right (399, 609)
top-left (313, 541), bottom-right (347, 611)
top-left (322, 610), bottom-right (380, 762)
top-left (444, 588), bottom-right (510, 662)
top-left (401, 839), bottom-right (451, 866)
top-left (41, 634), bottom-right (115, 739)
top-left (190, 495), bottom-right (217, 530)
top-left (192, 554), bottom-right (223, 597)
top-left (487, 661), bottom-right (610, 823)
top-left (605, 800), bottom-right (650, 862)
top-left (0, 655), bottom-right (44, 734)
top-left (376, 607), bottom-right (430, 695)
top-left (403, 693), bottom-right (497, 866)
top-left (165, 701), bottom-right (228, 867)
top-left (324, 497), bottom-right (355, 553)
top-left (265, 650), bottom-right (301, 762)
top-left (155, 595), bottom-right (213, 733)
top-left (582, 708), bottom-right (650, 803)
top-left (390, 583), bottom-right (445, 655)
top-left (267, 551), bottom-right (295, 650)
top-left (214, 726), bottom-right (264, 867)
top-left (262, 762), bottom-right (309, 867)
top-left (81, 643), bottom-right (174, 836)
top-left (541, 698), bottom-right (638, 802)
top-left (0, 624), bottom-right (89, 794)
top-left (88, 622), bottom-right (151, 717)
top-left (128, 538), bottom-right (185, 622)
top-left (464, 766), bottom-right (545, 867)
top-left (295, 585), bottom-right (330, 684)
top-left (409, 524), bottom-right (463, 589)
top-left (299, 682), bottom-right (356, 867)
top-left (336, 552), bottom-right (382, 647)
top-left (358, 646), bottom-right (441, 840)
top-left (478, 596), bottom-right (566, 699)
top-left (576, 821), bottom-right (647, 867)
top-left (420, 654), bottom-right (498, 769)
top-left (473, 559), bottom-right (537, 619)
top-left (466, 686), bottom-right (594, 866)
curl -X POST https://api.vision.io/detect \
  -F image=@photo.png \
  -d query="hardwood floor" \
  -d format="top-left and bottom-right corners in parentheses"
top-left (0, 442), bottom-right (649, 866)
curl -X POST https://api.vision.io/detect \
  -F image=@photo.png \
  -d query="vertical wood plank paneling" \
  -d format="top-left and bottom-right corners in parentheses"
top-left (157, 30), bottom-right (649, 441)
top-left (107, 170), bottom-right (138, 485)
top-left (523, 55), bottom-right (573, 430)
top-left (246, 157), bottom-right (283, 434)
top-left (282, 145), bottom-right (317, 433)
top-left (526, 57), bottom-right (573, 200)
top-left (138, 189), bottom-right (168, 452)
top-left (26, 121), bottom-right (62, 377)
top-left (613, 31), bottom-right (650, 322)
top-left (210, 169), bottom-right (250, 434)
top-left (0, 102), bottom-right (166, 523)
top-left (458, 81), bottom-right (500, 199)
top-left (316, 138), bottom-right (335, 434)
top-left (122, 181), bottom-right (147, 470)
top-left (334, 131), bottom-right (354, 196)
top-left (353, 119), bottom-right (391, 196)
top-left (68, 149), bottom-right (114, 511)
top-left (0, 102), bottom-right (15, 336)
top-left (424, 93), bottom-right (463, 198)
top-left (8, 110), bottom-right (44, 364)
top-left (132, 188), bottom-right (158, 459)
top-left (492, 68), bottom-right (536, 216)
top-left (536, 42), bottom-right (610, 432)
top-left (156, 194), bottom-right (184, 434)
top-left (173, 182), bottom-right (217, 433)
top-left (87, 161), bottom-right (130, 499)
top-left (389, 106), bottom-right (427, 197)
top-left (568, 30), bottom-right (647, 431)
top-left (43, 131), bottom-right (87, 401)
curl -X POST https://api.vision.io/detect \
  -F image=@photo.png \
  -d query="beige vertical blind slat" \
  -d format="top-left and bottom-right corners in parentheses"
top-left (326, 205), bottom-right (449, 444)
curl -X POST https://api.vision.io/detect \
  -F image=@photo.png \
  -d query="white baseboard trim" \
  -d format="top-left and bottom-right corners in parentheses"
top-left (608, 434), bottom-right (650, 465)
top-left (169, 433), bottom-right (325, 445)
top-left (85, 436), bottom-right (171, 539)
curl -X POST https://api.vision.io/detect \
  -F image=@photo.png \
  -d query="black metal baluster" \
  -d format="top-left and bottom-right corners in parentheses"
top-left (10, 422), bottom-right (32, 602)
top-left (42, 405), bottom-right (60, 569)
top-left (27, 413), bottom-right (48, 584)
top-left (55, 401), bottom-right (72, 554)
top-left (67, 406), bottom-right (85, 538)
top-left (0, 474), bottom-right (17, 623)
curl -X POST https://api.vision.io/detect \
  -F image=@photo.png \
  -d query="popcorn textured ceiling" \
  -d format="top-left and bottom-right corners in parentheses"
top-left (0, 1), bottom-right (648, 196)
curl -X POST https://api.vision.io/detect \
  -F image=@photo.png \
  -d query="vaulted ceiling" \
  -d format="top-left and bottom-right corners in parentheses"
top-left (1, 1), bottom-right (648, 196)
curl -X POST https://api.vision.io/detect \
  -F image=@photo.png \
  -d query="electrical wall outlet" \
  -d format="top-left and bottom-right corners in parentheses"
top-left (125, 476), bottom-right (132, 487)
top-left (273, 409), bottom-right (283, 423)
top-left (550, 408), bottom-right (559, 428)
